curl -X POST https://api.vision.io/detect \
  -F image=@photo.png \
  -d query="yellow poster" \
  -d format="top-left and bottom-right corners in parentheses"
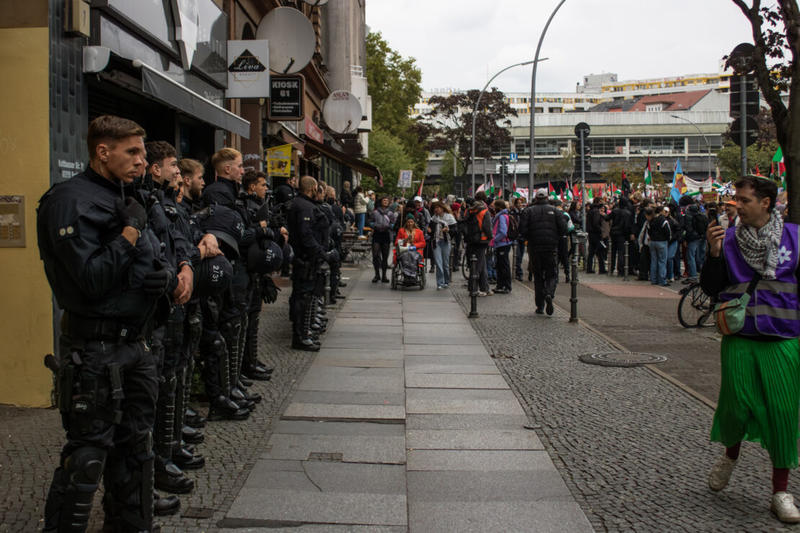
top-left (266, 144), bottom-right (292, 177)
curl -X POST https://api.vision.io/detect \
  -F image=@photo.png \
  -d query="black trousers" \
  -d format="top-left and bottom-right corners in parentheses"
top-left (495, 246), bottom-right (512, 291)
top-left (586, 234), bottom-right (606, 273)
top-left (609, 234), bottom-right (626, 275)
top-left (372, 241), bottom-right (390, 275)
top-left (289, 260), bottom-right (316, 339)
top-left (45, 336), bottom-right (157, 532)
top-left (531, 249), bottom-right (559, 310)
top-left (466, 243), bottom-right (489, 292)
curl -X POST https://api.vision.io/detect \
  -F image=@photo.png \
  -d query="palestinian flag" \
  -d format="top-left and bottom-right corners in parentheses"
top-left (772, 147), bottom-right (786, 180)
top-left (548, 181), bottom-right (558, 200)
top-left (564, 187), bottom-right (573, 202)
top-left (644, 157), bottom-right (652, 185)
top-left (487, 176), bottom-right (496, 195)
top-left (586, 187), bottom-right (594, 201)
top-left (416, 177), bottom-right (425, 197)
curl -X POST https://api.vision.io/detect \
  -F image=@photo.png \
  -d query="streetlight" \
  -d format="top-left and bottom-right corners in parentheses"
top-left (529, 0), bottom-right (567, 194)
top-left (671, 114), bottom-right (713, 180)
top-left (470, 59), bottom-right (544, 195)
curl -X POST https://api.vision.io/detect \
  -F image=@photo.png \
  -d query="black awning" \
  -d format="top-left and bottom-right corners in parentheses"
top-left (134, 60), bottom-right (250, 138)
top-left (304, 137), bottom-right (383, 183)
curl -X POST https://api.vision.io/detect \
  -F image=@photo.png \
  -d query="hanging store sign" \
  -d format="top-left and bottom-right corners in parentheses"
top-left (266, 144), bottom-right (292, 177)
top-left (304, 116), bottom-right (324, 143)
top-left (268, 75), bottom-right (304, 120)
top-left (226, 40), bottom-right (269, 98)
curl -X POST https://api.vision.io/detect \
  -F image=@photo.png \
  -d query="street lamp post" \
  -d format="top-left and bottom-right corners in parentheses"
top-left (529, 0), bottom-right (567, 194)
top-left (671, 114), bottom-right (713, 180)
top-left (470, 59), bottom-right (542, 195)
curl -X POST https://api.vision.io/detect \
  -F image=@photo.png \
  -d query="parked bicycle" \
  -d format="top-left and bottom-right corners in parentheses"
top-left (678, 280), bottom-right (714, 328)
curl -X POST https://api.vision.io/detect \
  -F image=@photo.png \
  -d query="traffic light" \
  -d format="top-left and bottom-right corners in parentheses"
top-left (729, 74), bottom-right (759, 147)
top-left (574, 141), bottom-right (591, 175)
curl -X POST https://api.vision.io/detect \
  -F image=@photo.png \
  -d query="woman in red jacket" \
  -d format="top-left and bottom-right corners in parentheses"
top-left (394, 214), bottom-right (426, 262)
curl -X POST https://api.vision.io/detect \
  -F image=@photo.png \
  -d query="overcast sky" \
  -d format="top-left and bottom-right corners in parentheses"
top-left (365, 0), bottom-right (755, 94)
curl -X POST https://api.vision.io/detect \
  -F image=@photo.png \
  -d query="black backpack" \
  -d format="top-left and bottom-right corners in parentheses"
top-left (506, 213), bottom-right (520, 241)
top-left (693, 211), bottom-right (709, 237)
top-left (465, 211), bottom-right (484, 244)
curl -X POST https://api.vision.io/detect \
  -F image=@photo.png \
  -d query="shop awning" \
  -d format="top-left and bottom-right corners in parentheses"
top-left (304, 137), bottom-right (383, 183)
top-left (133, 59), bottom-right (250, 138)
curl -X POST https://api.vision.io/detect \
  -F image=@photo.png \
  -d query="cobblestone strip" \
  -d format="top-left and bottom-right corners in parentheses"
top-left (0, 270), bottom-right (358, 533)
top-left (452, 285), bottom-right (795, 533)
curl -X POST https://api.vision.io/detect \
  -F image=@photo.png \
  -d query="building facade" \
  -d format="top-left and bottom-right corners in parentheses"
top-left (0, 0), bottom-right (372, 406)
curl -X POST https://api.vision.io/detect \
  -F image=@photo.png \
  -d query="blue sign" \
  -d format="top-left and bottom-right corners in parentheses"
top-left (509, 152), bottom-right (518, 162)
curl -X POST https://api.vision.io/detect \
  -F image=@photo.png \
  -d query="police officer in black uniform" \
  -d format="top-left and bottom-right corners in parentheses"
top-left (38, 115), bottom-right (174, 532)
top-left (323, 185), bottom-right (346, 303)
top-left (288, 176), bottom-right (336, 351)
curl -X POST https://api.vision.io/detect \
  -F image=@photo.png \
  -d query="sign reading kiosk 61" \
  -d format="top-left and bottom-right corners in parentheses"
top-left (268, 75), bottom-right (304, 121)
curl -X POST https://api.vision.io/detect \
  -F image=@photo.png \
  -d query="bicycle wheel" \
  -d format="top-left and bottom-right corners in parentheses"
top-left (461, 253), bottom-right (469, 280)
top-left (678, 284), bottom-right (710, 328)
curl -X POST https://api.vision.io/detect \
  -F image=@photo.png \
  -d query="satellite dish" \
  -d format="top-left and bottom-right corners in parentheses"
top-left (323, 91), bottom-right (363, 134)
top-left (303, 0), bottom-right (329, 5)
top-left (256, 7), bottom-right (315, 74)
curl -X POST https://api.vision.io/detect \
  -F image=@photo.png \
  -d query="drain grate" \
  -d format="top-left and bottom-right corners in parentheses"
top-left (579, 351), bottom-right (667, 367)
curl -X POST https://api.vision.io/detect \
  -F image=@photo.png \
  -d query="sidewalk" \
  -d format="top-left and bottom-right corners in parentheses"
top-left (220, 268), bottom-right (593, 532)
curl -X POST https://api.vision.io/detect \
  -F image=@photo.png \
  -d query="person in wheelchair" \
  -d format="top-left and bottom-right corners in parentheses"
top-left (393, 214), bottom-right (426, 287)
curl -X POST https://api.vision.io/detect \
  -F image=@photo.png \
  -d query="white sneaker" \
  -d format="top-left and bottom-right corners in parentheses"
top-left (477, 291), bottom-right (488, 297)
top-left (771, 492), bottom-right (800, 523)
top-left (708, 455), bottom-right (737, 491)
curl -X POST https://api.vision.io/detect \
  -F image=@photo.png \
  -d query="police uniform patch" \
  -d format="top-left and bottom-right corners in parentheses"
top-left (56, 223), bottom-right (79, 241)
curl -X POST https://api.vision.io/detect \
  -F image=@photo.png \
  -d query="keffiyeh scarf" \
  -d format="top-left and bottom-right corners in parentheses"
top-left (735, 209), bottom-right (783, 279)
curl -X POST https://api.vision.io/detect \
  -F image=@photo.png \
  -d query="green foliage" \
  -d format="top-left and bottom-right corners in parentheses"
top-left (716, 139), bottom-right (780, 180)
top-left (600, 161), bottom-right (663, 186)
top-left (364, 127), bottom-right (415, 197)
top-left (366, 32), bottom-right (428, 180)
top-left (537, 149), bottom-right (574, 181)
top-left (436, 151), bottom-right (464, 195)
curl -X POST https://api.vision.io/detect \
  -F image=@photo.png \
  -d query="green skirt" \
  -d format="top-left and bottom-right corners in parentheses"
top-left (710, 335), bottom-right (800, 469)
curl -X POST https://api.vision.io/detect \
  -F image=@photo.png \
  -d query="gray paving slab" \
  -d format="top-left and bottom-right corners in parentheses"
top-left (328, 325), bottom-right (403, 336)
top-left (334, 318), bottom-right (403, 327)
top-left (282, 403), bottom-right (405, 422)
top-left (408, 501), bottom-right (593, 533)
top-left (242, 461), bottom-right (405, 493)
top-left (316, 347), bottom-right (403, 359)
top-left (404, 363), bottom-right (501, 375)
top-left (406, 413), bottom-right (531, 430)
top-left (406, 429), bottom-right (543, 450)
top-left (272, 420), bottom-right (405, 437)
top-left (263, 433), bottom-right (406, 463)
top-left (404, 323), bottom-right (477, 336)
top-left (407, 470), bottom-right (572, 501)
top-left (226, 490), bottom-right (407, 526)
top-left (403, 344), bottom-right (489, 356)
top-left (291, 390), bottom-right (405, 406)
top-left (297, 367), bottom-right (404, 393)
top-left (403, 333), bottom-right (483, 345)
top-left (324, 334), bottom-right (403, 348)
top-left (405, 373), bottom-right (509, 389)
top-left (404, 354), bottom-right (495, 366)
top-left (313, 356), bottom-right (403, 368)
top-left (402, 312), bottom-right (467, 324)
top-left (406, 388), bottom-right (525, 415)
top-left (407, 450), bottom-right (556, 472)
top-left (219, 526), bottom-right (406, 533)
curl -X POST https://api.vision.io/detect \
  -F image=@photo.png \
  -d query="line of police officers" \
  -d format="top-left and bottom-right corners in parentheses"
top-left (36, 115), bottom-right (342, 532)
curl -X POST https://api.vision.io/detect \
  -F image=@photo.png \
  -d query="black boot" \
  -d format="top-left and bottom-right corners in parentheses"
top-left (381, 269), bottom-right (389, 283)
top-left (154, 457), bottom-right (194, 494)
top-left (372, 271), bottom-right (380, 283)
top-left (154, 491), bottom-right (181, 516)
top-left (172, 446), bottom-right (205, 471)
top-left (185, 407), bottom-right (206, 429)
top-left (292, 335), bottom-right (321, 352)
top-left (207, 396), bottom-right (250, 421)
top-left (181, 425), bottom-right (204, 444)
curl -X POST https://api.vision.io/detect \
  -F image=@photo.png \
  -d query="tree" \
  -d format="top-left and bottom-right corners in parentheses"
top-left (717, 107), bottom-right (780, 180)
top-left (366, 32), bottom-right (427, 181)
top-left (363, 127), bottom-right (415, 197)
top-left (537, 149), bottom-right (574, 183)
top-left (437, 151), bottom-right (465, 196)
top-left (730, 0), bottom-right (799, 220)
top-left (415, 88), bottom-right (517, 176)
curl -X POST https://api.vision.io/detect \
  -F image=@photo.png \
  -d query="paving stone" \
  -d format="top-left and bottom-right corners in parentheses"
top-left (243, 461), bottom-right (405, 493)
top-left (291, 390), bottom-right (405, 406)
top-left (403, 333), bottom-right (483, 345)
top-left (272, 420), bottom-right (405, 437)
top-left (297, 367), bottom-right (404, 393)
top-left (226, 490), bottom-right (407, 526)
top-left (407, 450), bottom-right (556, 472)
top-left (404, 354), bottom-right (495, 366)
top-left (406, 429), bottom-right (543, 450)
top-left (403, 344), bottom-right (489, 356)
top-left (282, 403), bottom-right (405, 422)
top-left (406, 388), bottom-right (525, 415)
top-left (407, 470), bottom-right (571, 501)
top-left (263, 433), bottom-right (406, 464)
top-left (408, 501), bottom-right (593, 533)
top-left (219, 526), bottom-right (406, 533)
top-left (404, 363), bottom-right (500, 375)
top-left (406, 413), bottom-right (531, 430)
top-left (405, 373), bottom-right (509, 389)
top-left (313, 356), bottom-right (403, 368)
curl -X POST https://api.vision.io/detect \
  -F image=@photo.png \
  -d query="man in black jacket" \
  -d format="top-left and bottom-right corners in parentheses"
top-left (586, 198), bottom-right (607, 274)
top-left (606, 197), bottom-right (634, 276)
top-left (38, 115), bottom-right (174, 532)
top-left (519, 188), bottom-right (568, 315)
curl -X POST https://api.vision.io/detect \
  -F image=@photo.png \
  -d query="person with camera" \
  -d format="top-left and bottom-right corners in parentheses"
top-left (700, 175), bottom-right (800, 523)
top-left (38, 115), bottom-right (173, 532)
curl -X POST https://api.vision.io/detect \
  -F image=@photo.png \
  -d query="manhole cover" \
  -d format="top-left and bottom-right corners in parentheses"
top-left (579, 351), bottom-right (667, 367)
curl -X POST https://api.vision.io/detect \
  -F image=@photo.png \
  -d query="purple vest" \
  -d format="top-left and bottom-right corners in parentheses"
top-left (718, 223), bottom-right (800, 338)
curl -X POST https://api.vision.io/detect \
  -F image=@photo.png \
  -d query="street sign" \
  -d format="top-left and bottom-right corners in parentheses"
top-left (574, 122), bottom-right (590, 137)
top-left (268, 75), bottom-right (304, 120)
top-left (509, 152), bottom-right (518, 162)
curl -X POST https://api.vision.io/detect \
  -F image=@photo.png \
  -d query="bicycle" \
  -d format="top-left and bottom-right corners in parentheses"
top-left (677, 280), bottom-right (714, 328)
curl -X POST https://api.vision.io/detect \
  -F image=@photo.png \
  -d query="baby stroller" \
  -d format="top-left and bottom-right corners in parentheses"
top-left (391, 243), bottom-right (426, 290)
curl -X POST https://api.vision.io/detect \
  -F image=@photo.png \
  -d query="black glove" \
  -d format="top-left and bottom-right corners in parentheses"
top-left (258, 226), bottom-right (275, 241)
top-left (143, 268), bottom-right (173, 295)
top-left (115, 197), bottom-right (148, 232)
top-left (324, 250), bottom-right (340, 264)
top-left (260, 276), bottom-right (280, 304)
